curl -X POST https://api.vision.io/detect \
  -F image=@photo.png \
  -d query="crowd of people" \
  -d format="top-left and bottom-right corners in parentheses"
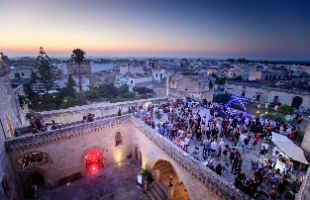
top-left (134, 97), bottom-right (305, 199)
top-left (30, 118), bottom-right (56, 133)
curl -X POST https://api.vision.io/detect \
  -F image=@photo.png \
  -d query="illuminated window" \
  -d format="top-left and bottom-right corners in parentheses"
top-left (115, 132), bottom-right (123, 146)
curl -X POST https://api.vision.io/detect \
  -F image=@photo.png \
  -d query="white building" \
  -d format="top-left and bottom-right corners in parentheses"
top-left (90, 62), bottom-right (114, 72)
top-left (152, 68), bottom-right (167, 82)
top-left (9, 66), bottom-right (34, 80)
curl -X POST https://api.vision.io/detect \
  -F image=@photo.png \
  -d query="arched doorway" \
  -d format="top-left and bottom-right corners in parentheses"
top-left (148, 160), bottom-right (189, 200)
top-left (31, 172), bottom-right (45, 187)
top-left (84, 150), bottom-right (103, 172)
top-left (6, 117), bottom-right (14, 138)
top-left (291, 96), bottom-right (302, 109)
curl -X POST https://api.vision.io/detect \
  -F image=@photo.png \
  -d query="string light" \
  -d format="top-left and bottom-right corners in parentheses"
top-left (225, 95), bottom-right (247, 113)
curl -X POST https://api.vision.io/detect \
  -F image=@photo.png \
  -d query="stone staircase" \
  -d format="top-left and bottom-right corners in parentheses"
top-left (145, 160), bottom-right (190, 200)
top-left (145, 181), bottom-right (168, 200)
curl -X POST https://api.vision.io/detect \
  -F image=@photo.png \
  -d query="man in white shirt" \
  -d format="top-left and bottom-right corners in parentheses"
top-left (239, 133), bottom-right (246, 147)
top-left (184, 137), bottom-right (190, 152)
top-left (271, 151), bottom-right (280, 163)
top-left (210, 140), bottom-right (217, 158)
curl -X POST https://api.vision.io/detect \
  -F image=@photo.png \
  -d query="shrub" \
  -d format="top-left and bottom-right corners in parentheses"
top-left (213, 93), bottom-right (231, 104)
top-left (279, 104), bottom-right (294, 114)
top-left (263, 113), bottom-right (287, 123)
top-left (133, 87), bottom-right (153, 94)
top-left (19, 95), bottom-right (30, 107)
top-left (25, 113), bottom-right (32, 120)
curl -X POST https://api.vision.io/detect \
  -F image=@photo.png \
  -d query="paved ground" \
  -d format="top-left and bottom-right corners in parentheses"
top-left (151, 106), bottom-right (307, 199)
top-left (27, 160), bottom-right (146, 200)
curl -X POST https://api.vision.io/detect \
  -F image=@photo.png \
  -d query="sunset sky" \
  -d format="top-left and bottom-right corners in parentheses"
top-left (1, 0), bottom-right (310, 60)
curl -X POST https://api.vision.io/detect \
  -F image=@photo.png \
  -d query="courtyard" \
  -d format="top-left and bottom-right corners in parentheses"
top-left (26, 159), bottom-right (146, 200)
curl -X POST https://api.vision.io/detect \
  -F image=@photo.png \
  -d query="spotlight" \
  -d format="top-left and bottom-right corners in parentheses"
top-left (93, 167), bottom-right (96, 170)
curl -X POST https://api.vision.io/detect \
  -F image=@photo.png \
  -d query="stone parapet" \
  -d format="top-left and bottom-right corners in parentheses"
top-left (35, 97), bottom-right (169, 124)
top-left (5, 114), bottom-right (132, 149)
top-left (130, 117), bottom-right (246, 200)
top-left (39, 97), bottom-right (168, 116)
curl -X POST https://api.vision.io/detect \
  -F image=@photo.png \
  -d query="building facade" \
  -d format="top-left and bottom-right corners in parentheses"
top-left (226, 80), bottom-right (310, 109)
top-left (166, 74), bottom-right (215, 100)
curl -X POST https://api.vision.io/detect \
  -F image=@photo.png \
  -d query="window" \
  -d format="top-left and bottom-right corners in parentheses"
top-left (74, 69), bottom-right (76, 74)
top-left (156, 73), bottom-right (158, 77)
top-left (84, 69), bottom-right (86, 73)
top-left (22, 73), bottom-right (24, 76)
top-left (274, 96), bottom-right (279, 102)
top-left (256, 95), bottom-right (261, 101)
top-left (241, 92), bottom-right (245, 97)
top-left (1, 177), bottom-right (9, 194)
top-left (242, 86), bottom-right (246, 89)
top-left (131, 80), bottom-right (133, 84)
top-left (115, 132), bottom-right (122, 146)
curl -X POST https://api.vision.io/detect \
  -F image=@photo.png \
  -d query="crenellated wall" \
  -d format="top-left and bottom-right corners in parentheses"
top-left (6, 114), bottom-right (247, 200)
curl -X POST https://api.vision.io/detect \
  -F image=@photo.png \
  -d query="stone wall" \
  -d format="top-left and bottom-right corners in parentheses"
top-left (13, 84), bottom-right (30, 127)
top-left (6, 114), bottom-right (247, 200)
top-left (0, 73), bottom-right (22, 199)
top-left (35, 97), bottom-right (168, 124)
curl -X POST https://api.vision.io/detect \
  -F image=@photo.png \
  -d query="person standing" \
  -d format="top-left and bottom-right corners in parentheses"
top-left (218, 138), bottom-right (224, 158)
top-left (243, 136), bottom-right (249, 153)
top-left (203, 138), bottom-right (210, 157)
top-left (231, 153), bottom-right (239, 174)
top-left (210, 140), bottom-right (217, 158)
top-left (184, 136), bottom-right (190, 152)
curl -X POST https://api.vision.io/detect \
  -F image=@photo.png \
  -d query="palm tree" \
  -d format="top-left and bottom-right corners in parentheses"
top-left (71, 48), bottom-right (85, 105)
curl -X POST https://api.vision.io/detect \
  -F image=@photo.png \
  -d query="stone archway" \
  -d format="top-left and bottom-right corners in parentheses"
top-left (84, 149), bottom-right (104, 173)
top-left (291, 96), bottom-right (303, 109)
top-left (148, 160), bottom-right (190, 200)
top-left (80, 146), bottom-right (104, 175)
top-left (31, 172), bottom-right (45, 186)
top-left (20, 167), bottom-right (51, 189)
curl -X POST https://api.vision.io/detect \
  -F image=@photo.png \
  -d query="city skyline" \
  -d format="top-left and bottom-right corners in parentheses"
top-left (1, 0), bottom-right (310, 60)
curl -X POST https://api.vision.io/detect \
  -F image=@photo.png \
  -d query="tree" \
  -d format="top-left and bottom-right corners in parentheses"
top-left (263, 113), bottom-right (287, 123)
top-left (118, 84), bottom-right (129, 94)
top-left (279, 104), bottom-right (295, 114)
top-left (32, 47), bottom-right (58, 95)
top-left (65, 75), bottom-right (76, 97)
top-left (213, 93), bottom-right (231, 104)
top-left (84, 86), bottom-right (101, 101)
top-left (71, 48), bottom-right (86, 105)
top-left (99, 83), bottom-right (118, 99)
top-left (63, 96), bottom-right (79, 108)
top-left (209, 81), bottom-right (213, 90)
top-left (133, 87), bottom-right (153, 94)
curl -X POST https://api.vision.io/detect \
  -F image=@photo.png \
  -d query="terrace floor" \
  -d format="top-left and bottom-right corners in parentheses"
top-left (152, 106), bottom-right (308, 199)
